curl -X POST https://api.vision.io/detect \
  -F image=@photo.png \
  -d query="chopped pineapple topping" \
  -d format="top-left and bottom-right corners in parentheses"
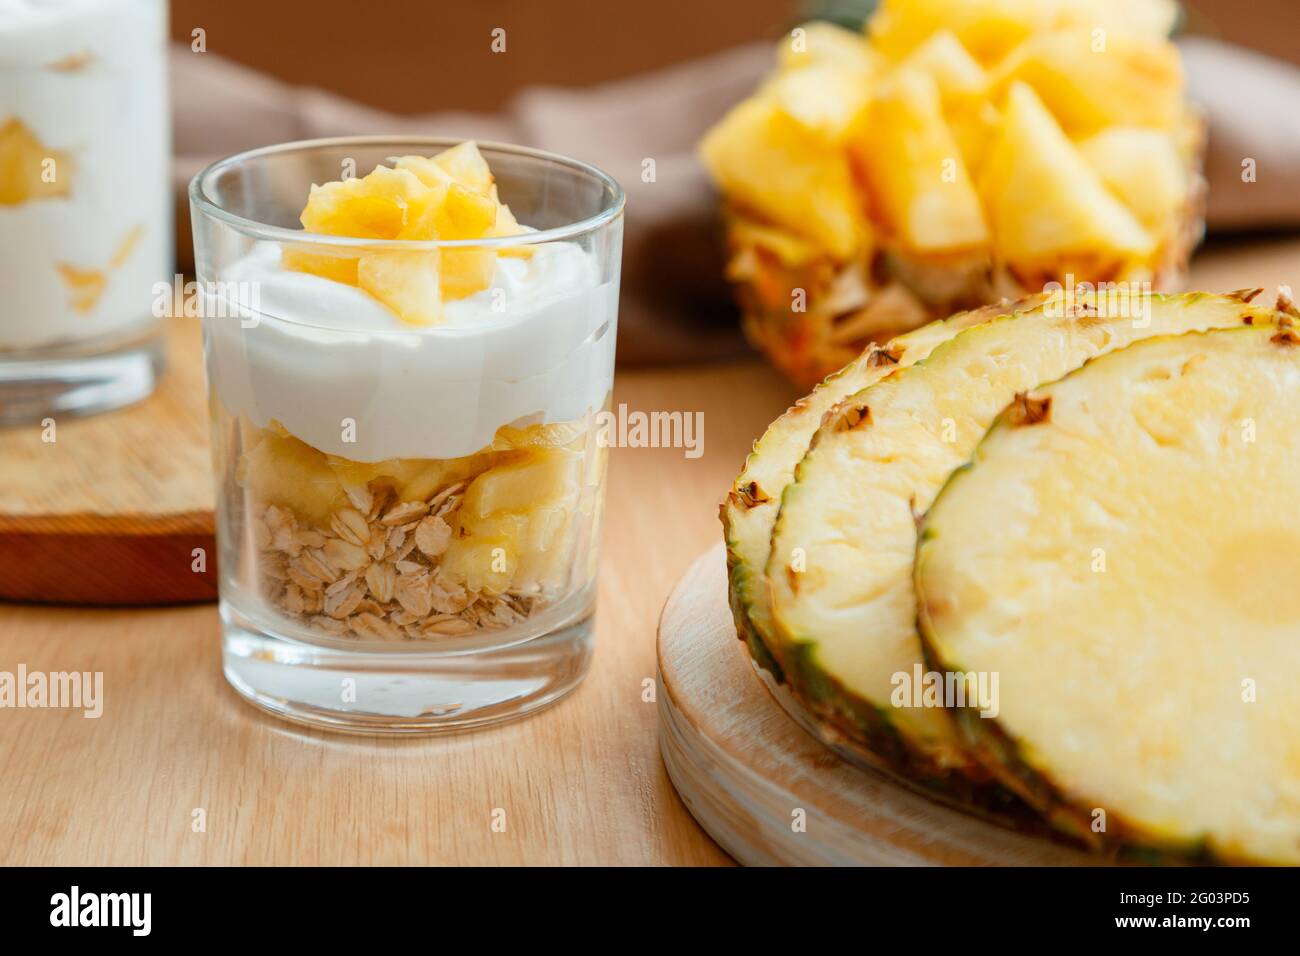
top-left (284, 142), bottom-right (531, 325)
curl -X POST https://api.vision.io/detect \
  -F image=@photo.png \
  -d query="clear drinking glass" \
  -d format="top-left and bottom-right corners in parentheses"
top-left (0, 0), bottom-right (170, 424)
top-left (189, 137), bottom-right (623, 732)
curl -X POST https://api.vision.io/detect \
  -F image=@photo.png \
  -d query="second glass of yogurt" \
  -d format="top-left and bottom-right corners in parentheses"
top-left (190, 137), bottom-right (623, 733)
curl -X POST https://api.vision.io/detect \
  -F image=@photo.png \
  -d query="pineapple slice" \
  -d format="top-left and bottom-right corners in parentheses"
top-left (0, 118), bottom-right (73, 205)
top-left (765, 291), bottom-right (1287, 775)
top-left (994, 30), bottom-right (1184, 136)
top-left (979, 82), bottom-right (1153, 278)
top-left (722, 297), bottom-right (1032, 687)
top-left (917, 325), bottom-right (1300, 864)
top-left (850, 69), bottom-right (989, 256)
top-left (700, 96), bottom-right (868, 261)
top-left (1078, 127), bottom-right (1188, 235)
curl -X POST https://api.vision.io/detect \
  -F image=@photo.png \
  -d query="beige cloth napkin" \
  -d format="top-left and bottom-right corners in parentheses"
top-left (172, 38), bottom-right (1300, 365)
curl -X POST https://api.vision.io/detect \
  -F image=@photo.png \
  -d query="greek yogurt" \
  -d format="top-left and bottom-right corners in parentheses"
top-left (0, 0), bottom-right (171, 352)
top-left (204, 240), bottom-right (618, 461)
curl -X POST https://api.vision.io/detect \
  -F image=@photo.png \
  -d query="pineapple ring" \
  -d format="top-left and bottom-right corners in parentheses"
top-left (917, 325), bottom-right (1300, 864)
top-left (764, 291), bottom-right (1289, 779)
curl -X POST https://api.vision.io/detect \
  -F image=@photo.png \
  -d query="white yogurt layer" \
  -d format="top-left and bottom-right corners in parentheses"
top-left (204, 240), bottom-right (619, 462)
top-left (0, 0), bottom-right (171, 351)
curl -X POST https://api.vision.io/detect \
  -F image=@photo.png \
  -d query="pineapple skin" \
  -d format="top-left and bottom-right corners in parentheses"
top-left (915, 323), bottom-right (1300, 864)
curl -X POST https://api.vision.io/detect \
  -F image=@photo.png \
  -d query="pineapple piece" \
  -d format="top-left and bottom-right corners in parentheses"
top-left (431, 141), bottom-right (494, 195)
top-left (994, 30), bottom-right (1184, 136)
top-left (439, 535), bottom-right (517, 595)
top-left (492, 419), bottom-right (589, 451)
top-left (460, 448), bottom-right (581, 519)
top-left (486, 196), bottom-right (535, 259)
top-left (700, 96), bottom-right (867, 260)
top-left (240, 428), bottom-right (344, 527)
top-left (899, 30), bottom-right (988, 99)
top-left (0, 118), bottom-right (72, 205)
top-left (979, 83), bottom-right (1153, 276)
top-left (729, 217), bottom-right (823, 269)
top-left (392, 154), bottom-right (458, 191)
top-left (763, 64), bottom-right (875, 146)
top-left (869, 0), bottom-right (1048, 65)
top-left (850, 69), bottom-right (989, 256)
top-left (767, 23), bottom-right (876, 145)
top-left (280, 245), bottom-right (360, 285)
top-left (778, 21), bottom-right (875, 72)
top-left (1053, 0), bottom-right (1179, 40)
top-left (427, 183), bottom-right (499, 300)
top-left (766, 291), bottom-right (1286, 776)
top-left (357, 250), bottom-right (442, 326)
top-left (917, 325), bottom-right (1300, 864)
top-left (299, 166), bottom-right (431, 239)
top-left (1077, 127), bottom-right (1188, 235)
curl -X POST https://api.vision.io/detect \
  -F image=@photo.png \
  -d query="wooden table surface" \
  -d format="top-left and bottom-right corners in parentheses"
top-left (1, 238), bottom-right (1296, 866)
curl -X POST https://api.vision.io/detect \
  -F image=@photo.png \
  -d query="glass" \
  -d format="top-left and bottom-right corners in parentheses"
top-left (0, 0), bottom-right (170, 424)
top-left (190, 136), bottom-right (623, 732)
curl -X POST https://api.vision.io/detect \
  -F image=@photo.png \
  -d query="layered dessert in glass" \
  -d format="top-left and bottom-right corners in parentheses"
top-left (0, 0), bottom-right (170, 421)
top-left (191, 138), bottom-right (623, 731)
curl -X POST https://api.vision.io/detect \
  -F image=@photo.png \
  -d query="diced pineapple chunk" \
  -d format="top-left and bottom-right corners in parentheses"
top-left (240, 428), bottom-right (343, 526)
top-left (899, 30), bottom-right (988, 99)
top-left (431, 141), bottom-right (494, 195)
top-left (869, 0), bottom-right (1048, 65)
top-left (994, 30), bottom-right (1183, 135)
top-left (460, 448), bottom-right (582, 519)
top-left (778, 21), bottom-right (876, 72)
top-left (851, 69), bottom-right (989, 255)
top-left (700, 96), bottom-right (868, 260)
top-left (357, 249), bottom-right (442, 326)
top-left (439, 536), bottom-right (517, 595)
top-left (299, 166), bottom-right (430, 239)
top-left (979, 83), bottom-right (1154, 275)
top-left (1077, 127), bottom-right (1188, 235)
top-left (280, 245), bottom-right (360, 285)
top-left (0, 118), bottom-right (73, 205)
top-left (392, 154), bottom-right (457, 191)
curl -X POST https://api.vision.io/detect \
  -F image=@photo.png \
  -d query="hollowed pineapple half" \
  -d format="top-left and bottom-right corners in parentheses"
top-left (745, 289), bottom-right (1291, 794)
top-left (699, 2), bottom-right (1205, 388)
top-left (916, 325), bottom-right (1300, 864)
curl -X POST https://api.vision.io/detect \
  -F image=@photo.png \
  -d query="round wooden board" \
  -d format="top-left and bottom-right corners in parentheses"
top-left (0, 319), bottom-right (217, 605)
top-left (657, 544), bottom-right (1092, 866)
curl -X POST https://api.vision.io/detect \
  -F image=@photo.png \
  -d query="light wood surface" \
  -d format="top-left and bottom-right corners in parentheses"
top-left (0, 319), bottom-right (216, 604)
top-left (0, 238), bottom-right (1295, 865)
top-left (659, 545), bottom-right (1093, 865)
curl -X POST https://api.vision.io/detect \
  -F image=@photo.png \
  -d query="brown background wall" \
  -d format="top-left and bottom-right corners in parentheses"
top-left (169, 0), bottom-right (1298, 115)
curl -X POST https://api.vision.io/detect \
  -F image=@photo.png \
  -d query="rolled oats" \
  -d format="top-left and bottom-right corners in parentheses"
top-left (253, 481), bottom-right (555, 643)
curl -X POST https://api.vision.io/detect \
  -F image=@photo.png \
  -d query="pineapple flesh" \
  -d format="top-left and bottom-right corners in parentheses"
top-left (764, 291), bottom-right (1289, 777)
top-left (916, 325), bottom-right (1300, 864)
top-left (700, 3), bottom-right (1203, 388)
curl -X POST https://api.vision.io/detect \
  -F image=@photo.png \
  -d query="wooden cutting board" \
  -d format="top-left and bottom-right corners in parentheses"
top-left (0, 319), bottom-right (217, 605)
top-left (657, 545), bottom-right (1093, 865)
